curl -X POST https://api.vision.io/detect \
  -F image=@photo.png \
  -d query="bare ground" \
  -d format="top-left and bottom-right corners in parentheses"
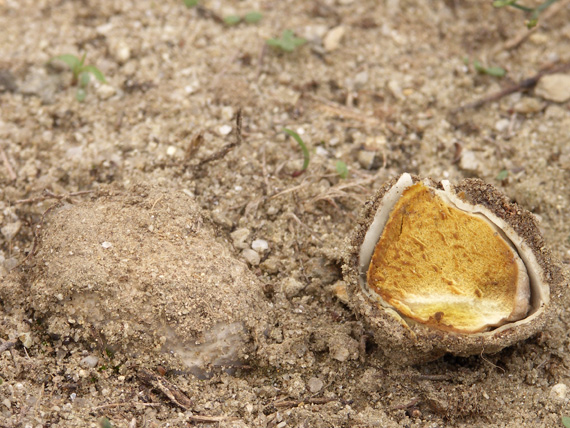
top-left (1, 0), bottom-right (570, 427)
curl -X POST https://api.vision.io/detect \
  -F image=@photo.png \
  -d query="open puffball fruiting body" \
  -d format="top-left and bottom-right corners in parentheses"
top-left (344, 173), bottom-right (561, 364)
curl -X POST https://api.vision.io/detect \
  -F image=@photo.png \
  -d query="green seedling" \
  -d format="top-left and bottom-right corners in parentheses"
top-left (473, 60), bottom-right (506, 77)
top-left (50, 53), bottom-right (106, 101)
top-left (223, 12), bottom-right (263, 26)
top-left (183, 0), bottom-right (198, 7)
top-left (283, 128), bottom-right (310, 177)
top-left (224, 15), bottom-right (241, 25)
top-left (464, 57), bottom-right (506, 77)
top-left (99, 417), bottom-right (113, 428)
top-left (336, 160), bottom-right (348, 179)
top-left (493, 0), bottom-right (559, 28)
top-left (496, 169), bottom-right (509, 181)
top-left (562, 416), bottom-right (570, 428)
top-left (244, 11), bottom-right (263, 23)
top-left (267, 30), bottom-right (307, 52)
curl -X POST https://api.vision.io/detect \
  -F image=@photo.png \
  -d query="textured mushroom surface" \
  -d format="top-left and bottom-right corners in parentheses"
top-left (344, 173), bottom-right (563, 364)
top-left (367, 181), bottom-right (529, 333)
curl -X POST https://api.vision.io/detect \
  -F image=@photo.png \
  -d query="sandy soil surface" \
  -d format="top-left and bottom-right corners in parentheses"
top-left (1, 0), bottom-right (570, 427)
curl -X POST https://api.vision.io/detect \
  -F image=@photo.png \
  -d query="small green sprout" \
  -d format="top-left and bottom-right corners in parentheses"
top-left (99, 417), bottom-right (113, 428)
top-left (224, 15), bottom-right (241, 25)
top-left (183, 0), bottom-right (198, 7)
top-left (562, 416), bottom-right (570, 428)
top-left (223, 11), bottom-right (263, 26)
top-left (496, 169), bottom-right (509, 181)
top-left (50, 53), bottom-right (106, 101)
top-left (336, 160), bottom-right (348, 179)
top-left (267, 30), bottom-right (307, 53)
top-left (283, 128), bottom-right (310, 177)
top-left (473, 60), bottom-right (506, 77)
top-left (244, 11), bottom-right (263, 23)
top-left (493, 0), bottom-right (559, 28)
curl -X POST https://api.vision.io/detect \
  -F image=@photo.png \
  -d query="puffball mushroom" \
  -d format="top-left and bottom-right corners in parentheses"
top-left (343, 173), bottom-right (563, 364)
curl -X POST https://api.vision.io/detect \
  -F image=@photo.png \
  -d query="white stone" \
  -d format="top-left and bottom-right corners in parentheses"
top-left (307, 377), bottom-right (324, 393)
top-left (1, 221), bottom-right (21, 241)
top-left (535, 74), bottom-right (570, 103)
top-left (166, 146), bottom-right (177, 157)
top-left (323, 25), bottom-right (346, 52)
top-left (550, 383), bottom-right (568, 402)
top-left (101, 241), bottom-right (112, 249)
top-left (96, 84), bottom-right (116, 100)
top-left (221, 106), bottom-right (234, 121)
top-left (495, 118), bottom-right (510, 132)
top-left (242, 249), bottom-right (260, 266)
top-left (219, 125), bottom-right (232, 136)
top-left (459, 150), bottom-right (480, 174)
top-left (251, 239), bottom-right (269, 254)
top-left (81, 355), bottom-right (99, 368)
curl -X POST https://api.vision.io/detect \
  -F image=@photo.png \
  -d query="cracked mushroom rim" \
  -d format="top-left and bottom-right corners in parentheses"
top-left (357, 173), bottom-right (550, 336)
top-left (342, 173), bottom-right (562, 362)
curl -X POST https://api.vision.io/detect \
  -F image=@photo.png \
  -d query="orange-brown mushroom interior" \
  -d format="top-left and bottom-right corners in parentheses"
top-left (367, 182), bottom-right (529, 333)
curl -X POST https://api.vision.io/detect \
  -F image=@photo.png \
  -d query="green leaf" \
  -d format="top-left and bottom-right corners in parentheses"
top-left (484, 66), bottom-right (506, 77)
top-left (50, 54), bottom-right (81, 72)
top-left (335, 160), bottom-right (348, 179)
top-left (244, 11), bottom-right (263, 23)
top-left (99, 417), bottom-right (113, 428)
top-left (79, 72), bottom-right (91, 88)
top-left (283, 128), bottom-right (310, 172)
top-left (82, 65), bottom-right (106, 83)
top-left (183, 0), bottom-right (198, 7)
top-left (562, 416), bottom-right (570, 428)
top-left (76, 88), bottom-right (86, 102)
top-left (473, 60), bottom-right (506, 77)
top-left (224, 15), bottom-right (241, 25)
top-left (493, 0), bottom-right (518, 7)
top-left (496, 169), bottom-right (508, 181)
top-left (267, 30), bottom-right (306, 52)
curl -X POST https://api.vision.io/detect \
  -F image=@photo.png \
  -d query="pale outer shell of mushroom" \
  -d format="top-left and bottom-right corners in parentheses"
top-left (344, 173), bottom-right (563, 364)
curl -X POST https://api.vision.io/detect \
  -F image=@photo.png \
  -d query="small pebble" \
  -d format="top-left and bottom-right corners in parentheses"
top-left (550, 383), bottom-right (568, 403)
top-left (323, 25), bottom-right (346, 51)
top-left (513, 97), bottom-right (544, 114)
top-left (19, 332), bottom-right (33, 348)
top-left (282, 277), bottom-right (305, 298)
top-left (221, 106), bottom-right (234, 121)
top-left (535, 74), bottom-right (570, 103)
top-left (357, 150), bottom-right (376, 170)
top-left (166, 146), bottom-right (177, 157)
top-left (96, 84), bottom-right (116, 100)
top-left (81, 355), bottom-right (100, 368)
top-left (219, 125), bottom-right (232, 136)
top-left (251, 239), bottom-right (269, 254)
top-left (459, 150), bottom-right (480, 174)
top-left (307, 377), bottom-right (324, 393)
top-left (495, 118), bottom-right (510, 133)
top-left (231, 228), bottom-right (250, 249)
top-left (1, 221), bottom-right (21, 241)
top-left (101, 241), bottom-right (112, 249)
top-left (353, 70), bottom-right (369, 90)
top-left (242, 249), bottom-right (260, 266)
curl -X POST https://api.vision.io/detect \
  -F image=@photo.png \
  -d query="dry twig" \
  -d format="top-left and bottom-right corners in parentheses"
top-left (1, 146), bottom-right (17, 181)
top-left (452, 61), bottom-right (570, 112)
top-left (137, 369), bottom-right (193, 410)
top-left (197, 109), bottom-right (243, 167)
